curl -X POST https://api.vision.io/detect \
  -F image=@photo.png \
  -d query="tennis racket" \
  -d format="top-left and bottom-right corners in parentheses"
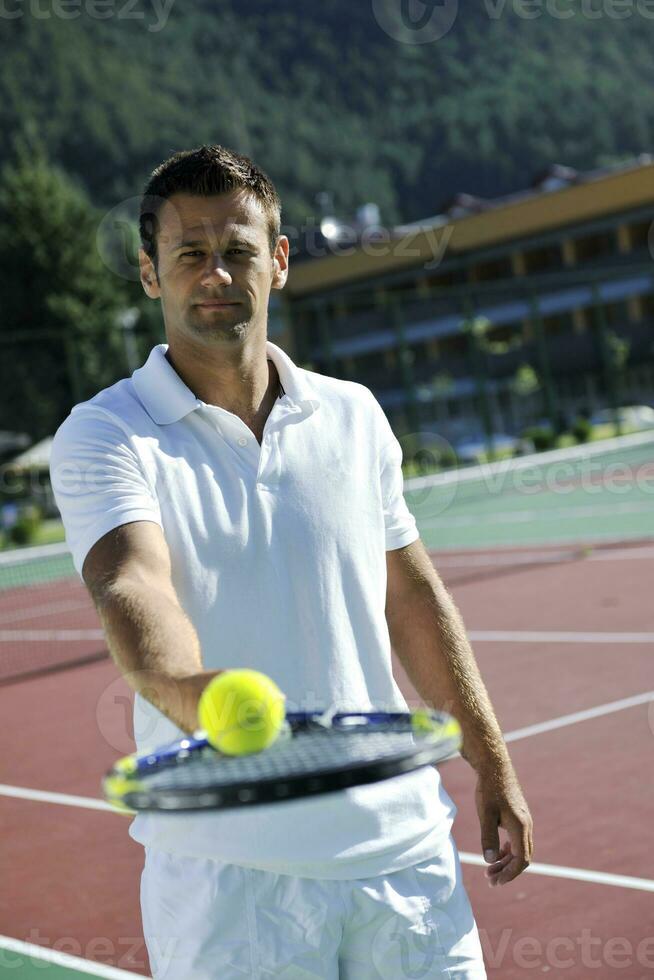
top-left (103, 708), bottom-right (462, 812)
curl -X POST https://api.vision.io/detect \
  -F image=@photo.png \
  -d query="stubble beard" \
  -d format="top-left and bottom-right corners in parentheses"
top-left (186, 304), bottom-right (252, 344)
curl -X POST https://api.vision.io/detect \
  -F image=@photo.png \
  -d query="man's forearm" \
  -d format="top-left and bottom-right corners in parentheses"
top-left (93, 579), bottom-right (220, 733)
top-left (386, 569), bottom-right (509, 773)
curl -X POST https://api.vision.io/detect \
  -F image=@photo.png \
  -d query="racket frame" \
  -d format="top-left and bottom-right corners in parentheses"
top-left (104, 709), bottom-right (462, 813)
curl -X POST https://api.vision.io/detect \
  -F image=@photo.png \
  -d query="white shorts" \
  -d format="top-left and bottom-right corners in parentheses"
top-left (141, 833), bottom-right (487, 979)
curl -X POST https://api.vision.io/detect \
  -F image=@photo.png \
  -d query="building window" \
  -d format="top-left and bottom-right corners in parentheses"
top-left (347, 293), bottom-right (378, 316)
top-left (542, 312), bottom-right (575, 337)
top-left (573, 230), bottom-right (616, 263)
top-left (425, 269), bottom-right (467, 291)
top-left (601, 302), bottom-right (629, 328)
top-left (628, 219), bottom-right (653, 251)
top-left (439, 333), bottom-right (469, 359)
top-left (485, 323), bottom-right (523, 347)
top-left (468, 256), bottom-right (514, 282)
top-left (523, 244), bottom-right (564, 274)
top-left (641, 294), bottom-right (654, 320)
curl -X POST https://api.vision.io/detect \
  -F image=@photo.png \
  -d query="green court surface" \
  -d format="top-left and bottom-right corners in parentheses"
top-left (406, 431), bottom-right (654, 551)
top-left (0, 943), bottom-right (143, 980)
top-left (0, 543), bottom-right (75, 591)
top-left (1, 953), bottom-right (106, 978)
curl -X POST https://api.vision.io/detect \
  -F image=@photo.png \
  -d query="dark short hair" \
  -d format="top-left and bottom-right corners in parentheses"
top-left (139, 144), bottom-right (282, 276)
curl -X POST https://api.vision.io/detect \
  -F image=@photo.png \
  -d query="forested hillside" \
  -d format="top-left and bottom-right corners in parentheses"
top-left (1, 1), bottom-right (653, 226)
top-left (1, 1), bottom-right (653, 441)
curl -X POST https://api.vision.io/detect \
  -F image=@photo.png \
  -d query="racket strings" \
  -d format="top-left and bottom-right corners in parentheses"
top-left (105, 710), bottom-right (463, 811)
top-left (142, 729), bottom-right (425, 791)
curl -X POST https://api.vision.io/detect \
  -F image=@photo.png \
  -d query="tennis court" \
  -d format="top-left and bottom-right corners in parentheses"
top-left (1, 433), bottom-right (653, 978)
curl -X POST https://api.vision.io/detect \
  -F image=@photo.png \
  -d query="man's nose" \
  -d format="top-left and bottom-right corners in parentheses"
top-left (200, 255), bottom-right (232, 285)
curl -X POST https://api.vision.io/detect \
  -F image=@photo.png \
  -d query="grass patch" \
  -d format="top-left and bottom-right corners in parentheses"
top-left (33, 519), bottom-right (67, 545)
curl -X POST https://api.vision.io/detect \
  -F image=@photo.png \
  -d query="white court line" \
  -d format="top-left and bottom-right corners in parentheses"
top-left (2, 693), bottom-right (652, 815)
top-left (435, 545), bottom-right (654, 567)
top-left (2, 783), bottom-right (652, 894)
top-left (10, 626), bottom-right (649, 646)
top-left (0, 599), bottom-right (93, 627)
top-left (0, 935), bottom-right (144, 978)
top-left (2, 692), bottom-right (653, 897)
top-left (0, 542), bottom-right (72, 566)
top-left (404, 428), bottom-right (654, 494)
top-left (502, 691), bottom-right (654, 743)
top-left (0, 629), bottom-right (104, 641)
top-left (468, 630), bottom-right (654, 644)
top-left (458, 853), bottom-right (654, 892)
top-left (0, 784), bottom-right (116, 812)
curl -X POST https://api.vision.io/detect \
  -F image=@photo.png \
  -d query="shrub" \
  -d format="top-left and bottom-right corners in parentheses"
top-left (522, 426), bottom-right (555, 452)
top-left (9, 504), bottom-right (43, 546)
top-left (572, 416), bottom-right (592, 443)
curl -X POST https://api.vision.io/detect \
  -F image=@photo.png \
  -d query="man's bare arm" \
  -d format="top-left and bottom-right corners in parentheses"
top-left (82, 521), bottom-right (220, 733)
top-left (385, 537), bottom-right (507, 770)
top-left (385, 537), bottom-right (533, 885)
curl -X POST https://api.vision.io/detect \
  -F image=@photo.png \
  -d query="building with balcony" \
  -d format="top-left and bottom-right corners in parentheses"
top-left (281, 157), bottom-right (654, 441)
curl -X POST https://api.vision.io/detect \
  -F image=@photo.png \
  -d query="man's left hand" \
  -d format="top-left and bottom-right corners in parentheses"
top-left (475, 762), bottom-right (534, 887)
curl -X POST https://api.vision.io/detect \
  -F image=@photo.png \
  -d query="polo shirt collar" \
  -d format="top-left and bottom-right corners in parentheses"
top-left (132, 342), bottom-right (320, 426)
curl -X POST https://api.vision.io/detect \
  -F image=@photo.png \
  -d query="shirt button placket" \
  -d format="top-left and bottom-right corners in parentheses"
top-left (257, 431), bottom-right (275, 492)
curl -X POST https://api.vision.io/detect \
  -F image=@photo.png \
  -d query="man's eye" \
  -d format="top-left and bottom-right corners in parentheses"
top-left (180, 249), bottom-right (246, 258)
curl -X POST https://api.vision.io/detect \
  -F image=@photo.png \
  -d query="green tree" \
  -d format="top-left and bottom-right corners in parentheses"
top-left (0, 141), bottom-right (131, 438)
top-left (2, 5), bottom-right (653, 228)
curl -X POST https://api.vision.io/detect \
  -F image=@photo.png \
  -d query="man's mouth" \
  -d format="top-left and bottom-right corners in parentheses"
top-left (196, 301), bottom-right (239, 308)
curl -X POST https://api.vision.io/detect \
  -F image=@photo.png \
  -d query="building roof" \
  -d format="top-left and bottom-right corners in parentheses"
top-left (7, 436), bottom-right (54, 472)
top-left (285, 155), bottom-right (654, 298)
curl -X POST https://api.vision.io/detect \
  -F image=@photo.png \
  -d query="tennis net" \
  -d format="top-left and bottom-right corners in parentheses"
top-left (0, 542), bottom-right (106, 683)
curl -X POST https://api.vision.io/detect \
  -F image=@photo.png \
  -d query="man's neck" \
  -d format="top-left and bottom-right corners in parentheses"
top-left (165, 337), bottom-right (281, 439)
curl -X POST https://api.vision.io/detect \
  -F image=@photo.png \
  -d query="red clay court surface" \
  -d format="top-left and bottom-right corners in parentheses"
top-left (1, 540), bottom-right (653, 978)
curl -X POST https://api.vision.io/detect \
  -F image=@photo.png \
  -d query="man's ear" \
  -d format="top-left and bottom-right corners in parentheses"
top-left (271, 236), bottom-right (290, 291)
top-left (139, 248), bottom-right (161, 298)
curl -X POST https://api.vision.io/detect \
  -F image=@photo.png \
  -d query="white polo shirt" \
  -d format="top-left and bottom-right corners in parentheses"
top-left (50, 341), bottom-right (456, 878)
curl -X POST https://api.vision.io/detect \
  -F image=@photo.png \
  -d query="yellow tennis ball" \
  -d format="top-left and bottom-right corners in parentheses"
top-left (198, 669), bottom-right (286, 756)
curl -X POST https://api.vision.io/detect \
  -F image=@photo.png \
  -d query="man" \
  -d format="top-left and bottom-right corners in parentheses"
top-left (51, 145), bottom-right (532, 979)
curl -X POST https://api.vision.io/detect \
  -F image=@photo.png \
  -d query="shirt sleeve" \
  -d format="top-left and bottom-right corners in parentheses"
top-left (49, 408), bottom-right (162, 576)
top-left (367, 393), bottom-right (420, 551)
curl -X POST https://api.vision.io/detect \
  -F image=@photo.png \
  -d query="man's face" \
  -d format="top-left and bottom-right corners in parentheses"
top-left (139, 189), bottom-right (288, 347)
